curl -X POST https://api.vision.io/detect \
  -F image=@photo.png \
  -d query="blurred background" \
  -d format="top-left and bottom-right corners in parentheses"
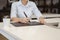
top-left (0, 0), bottom-right (60, 22)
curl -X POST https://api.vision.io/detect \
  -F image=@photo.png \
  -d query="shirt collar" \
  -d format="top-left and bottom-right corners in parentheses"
top-left (18, 1), bottom-right (29, 7)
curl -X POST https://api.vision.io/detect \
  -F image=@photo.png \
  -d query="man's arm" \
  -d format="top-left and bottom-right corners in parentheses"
top-left (11, 2), bottom-right (30, 23)
top-left (11, 17), bottom-right (30, 23)
top-left (11, 17), bottom-right (20, 23)
top-left (10, 2), bottom-right (20, 23)
top-left (32, 2), bottom-right (45, 24)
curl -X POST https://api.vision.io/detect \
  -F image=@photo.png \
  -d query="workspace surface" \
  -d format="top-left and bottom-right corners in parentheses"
top-left (0, 22), bottom-right (60, 40)
top-left (0, 34), bottom-right (8, 40)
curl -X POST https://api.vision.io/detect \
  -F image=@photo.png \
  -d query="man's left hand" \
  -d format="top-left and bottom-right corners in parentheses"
top-left (39, 17), bottom-right (45, 24)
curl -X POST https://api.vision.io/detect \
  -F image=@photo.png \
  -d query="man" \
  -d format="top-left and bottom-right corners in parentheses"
top-left (11, 0), bottom-right (45, 24)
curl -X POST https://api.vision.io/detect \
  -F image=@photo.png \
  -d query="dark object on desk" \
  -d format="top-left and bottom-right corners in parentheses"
top-left (11, 22), bottom-right (44, 27)
top-left (0, 34), bottom-right (8, 40)
top-left (46, 22), bottom-right (59, 27)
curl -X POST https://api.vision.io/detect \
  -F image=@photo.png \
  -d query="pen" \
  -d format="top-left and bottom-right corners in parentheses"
top-left (24, 12), bottom-right (28, 17)
top-left (24, 12), bottom-right (30, 22)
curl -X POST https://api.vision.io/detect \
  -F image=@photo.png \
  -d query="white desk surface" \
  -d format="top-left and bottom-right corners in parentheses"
top-left (0, 22), bottom-right (60, 40)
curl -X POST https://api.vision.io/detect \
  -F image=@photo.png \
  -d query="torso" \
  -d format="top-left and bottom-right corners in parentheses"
top-left (15, 1), bottom-right (34, 18)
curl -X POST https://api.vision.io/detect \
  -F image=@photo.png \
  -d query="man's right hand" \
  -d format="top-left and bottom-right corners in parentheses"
top-left (11, 18), bottom-right (30, 23)
top-left (20, 18), bottom-right (30, 23)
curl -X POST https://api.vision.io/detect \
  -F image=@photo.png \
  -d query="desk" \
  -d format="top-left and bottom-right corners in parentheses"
top-left (0, 22), bottom-right (60, 40)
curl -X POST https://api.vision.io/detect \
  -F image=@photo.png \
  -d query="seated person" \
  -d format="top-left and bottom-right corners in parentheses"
top-left (11, 0), bottom-right (45, 24)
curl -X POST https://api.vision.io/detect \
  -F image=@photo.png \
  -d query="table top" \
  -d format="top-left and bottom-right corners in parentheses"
top-left (0, 22), bottom-right (60, 40)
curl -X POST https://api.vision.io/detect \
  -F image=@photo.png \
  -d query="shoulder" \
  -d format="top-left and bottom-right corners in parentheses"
top-left (12, 1), bottom-right (20, 6)
top-left (28, 1), bottom-right (36, 7)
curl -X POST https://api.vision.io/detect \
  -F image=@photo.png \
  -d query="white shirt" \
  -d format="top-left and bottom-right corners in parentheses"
top-left (11, 1), bottom-right (42, 19)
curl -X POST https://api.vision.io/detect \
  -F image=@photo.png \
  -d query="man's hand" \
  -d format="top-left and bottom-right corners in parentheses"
top-left (11, 17), bottom-right (30, 23)
top-left (20, 18), bottom-right (30, 23)
top-left (38, 17), bottom-right (45, 24)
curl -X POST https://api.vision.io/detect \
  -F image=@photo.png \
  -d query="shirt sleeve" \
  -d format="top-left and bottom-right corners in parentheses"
top-left (32, 2), bottom-right (43, 19)
top-left (10, 2), bottom-right (18, 19)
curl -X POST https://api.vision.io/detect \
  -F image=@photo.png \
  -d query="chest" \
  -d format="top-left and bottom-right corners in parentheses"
top-left (17, 6), bottom-right (33, 12)
top-left (16, 5), bottom-right (33, 18)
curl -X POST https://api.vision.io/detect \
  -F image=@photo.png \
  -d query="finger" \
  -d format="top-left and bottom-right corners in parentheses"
top-left (25, 20), bottom-right (29, 23)
top-left (26, 18), bottom-right (30, 20)
top-left (21, 21), bottom-right (27, 23)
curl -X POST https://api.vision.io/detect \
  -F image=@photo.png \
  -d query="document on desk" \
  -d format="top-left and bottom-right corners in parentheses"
top-left (11, 21), bottom-right (44, 27)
